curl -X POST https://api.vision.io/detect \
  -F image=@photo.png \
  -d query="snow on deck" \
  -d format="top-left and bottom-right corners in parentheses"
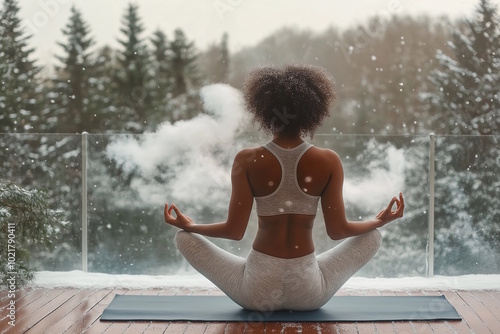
top-left (32, 271), bottom-right (500, 291)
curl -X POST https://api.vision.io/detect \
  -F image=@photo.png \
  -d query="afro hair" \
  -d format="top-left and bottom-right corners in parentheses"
top-left (243, 64), bottom-right (336, 137)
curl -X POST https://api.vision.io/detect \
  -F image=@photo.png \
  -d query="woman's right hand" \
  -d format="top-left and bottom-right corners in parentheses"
top-left (376, 192), bottom-right (405, 226)
top-left (164, 203), bottom-right (195, 231)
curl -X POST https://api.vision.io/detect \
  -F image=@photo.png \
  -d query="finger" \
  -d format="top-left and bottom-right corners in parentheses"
top-left (168, 204), bottom-right (179, 216)
top-left (167, 204), bottom-right (176, 217)
top-left (397, 193), bottom-right (404, 215)
top-left (172, 205), bottom-right (182, 217)
top-left (386, 197), bottom-right (397, 212)
top-left (165, 203), bottom-right (171, 215)
top-left (394, 204), bottom-right (403, 216)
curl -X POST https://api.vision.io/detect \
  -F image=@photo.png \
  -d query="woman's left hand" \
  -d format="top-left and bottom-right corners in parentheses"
top-left (164, 203), bottom-right (194, 230)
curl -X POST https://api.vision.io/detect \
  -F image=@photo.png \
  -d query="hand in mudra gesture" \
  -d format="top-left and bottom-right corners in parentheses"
top-left (376, 192), bottom-right (405, 225)
top-left (164, 203), bottom-right (195, 231)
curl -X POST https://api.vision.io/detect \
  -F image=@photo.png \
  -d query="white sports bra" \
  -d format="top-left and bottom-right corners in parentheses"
top-left (254, 141), bottom-right (320, 216)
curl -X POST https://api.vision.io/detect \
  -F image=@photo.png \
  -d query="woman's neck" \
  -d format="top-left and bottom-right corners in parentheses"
top-left (271, 134), bottom-right (304, 148)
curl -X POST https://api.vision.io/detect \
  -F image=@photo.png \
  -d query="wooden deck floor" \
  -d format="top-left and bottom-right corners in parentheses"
top-left (1, 287), bottom-right (499, 334)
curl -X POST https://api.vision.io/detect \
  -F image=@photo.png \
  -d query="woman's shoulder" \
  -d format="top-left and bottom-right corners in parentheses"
top-left (308, 144), bottom-right (341, 162)
top-left (235, 145), bottom-right (266, 157)
top-left (232, 145), bottom-right (268, 166)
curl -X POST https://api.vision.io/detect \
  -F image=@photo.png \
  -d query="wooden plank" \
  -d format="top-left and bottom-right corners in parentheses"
top-left (203, 322), bottom-right (227, 334)
top-left (224, 322), bottom-right (247, 334)
top-left (458, 290), bottom-right (500, 333)
top-left (0, 288), bottom-right (46, 333)
top-left (263, 322), bottom-right (281, 334)
top-left (144, 322), bottom-right (169, 334)
top-left (245, 320), bottom-right (266, 334)
top-left (44, 289), bottom-right (112, 334)
top-left (122, 321), bottom-right (153, 334)
top-left (163, 322), bottom-right (189, 334)
top-left (13, 289), bottom-right (78, 333)
top-left (72, 289), bottom-right (126, 334)
top-left (487, 290), bottom-right (500, 303)
top-left (281, 322), bottom-right (302, 334)
top-left (441, 290), bottom-right (490, 334)
top-left (102, 321), bottom-right (132, 334)
top-left (6, 288), bottom-right (46, 316)
top-left (472, 291), bottom-right (500, 322)
top-left (8, 288), bottom-right (67, 329)
top-left (0, 287), bottom-right (37, 304)
top-left (375, 322), bottom-right (396, 334)
top-left (23, 289), bottom-right (92, 334)
top-left (14, 288), bottom-right (44, 308)
top-left (315, 322), bottom-right (338, 334)
top-left (183, 322), bottom-right (209, 334)
top-left (300, 322), bottom-right (323, 334)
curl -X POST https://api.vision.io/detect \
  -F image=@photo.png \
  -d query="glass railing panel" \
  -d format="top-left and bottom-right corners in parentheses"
top-left (433, 135), bottom-right (500, 275)
top-left (313, 134), bottom-right (430, 277)
top-left (3, 132), bottom-right (497, 277)
top-left (86, 134), bottom-right (181, 274)
top-left (83, 133), bottom-right (429, 277)
top-left (0, 133), bottom-right (82, 271)
top-left (85, 132), bottom-right (262, 275)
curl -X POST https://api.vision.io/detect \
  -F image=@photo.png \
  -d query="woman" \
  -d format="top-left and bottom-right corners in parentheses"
top-left (164, 64), bottom-right (404, 312)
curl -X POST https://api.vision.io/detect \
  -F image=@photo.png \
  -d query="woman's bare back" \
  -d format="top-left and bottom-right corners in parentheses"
top-left (245, 143), bottom-right (334, 258)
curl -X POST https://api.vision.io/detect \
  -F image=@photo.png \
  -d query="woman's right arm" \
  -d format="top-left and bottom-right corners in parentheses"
top-left (321, 150), bottom-right (404, 240)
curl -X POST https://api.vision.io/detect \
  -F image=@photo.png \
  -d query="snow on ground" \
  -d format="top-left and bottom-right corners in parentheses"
top-left (31, 271), bottom-right (500, 291)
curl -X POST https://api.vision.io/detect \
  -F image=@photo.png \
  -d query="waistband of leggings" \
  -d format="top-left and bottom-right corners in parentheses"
top-left (249, 247), bottom-right (316, 264)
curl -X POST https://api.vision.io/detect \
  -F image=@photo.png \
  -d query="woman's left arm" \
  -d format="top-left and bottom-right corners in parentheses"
top-left (164, 149), bottom-right (254, 240)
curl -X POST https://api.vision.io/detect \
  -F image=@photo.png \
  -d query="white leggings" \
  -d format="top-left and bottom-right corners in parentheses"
top-left (174, 229), bottom-right (382, 311)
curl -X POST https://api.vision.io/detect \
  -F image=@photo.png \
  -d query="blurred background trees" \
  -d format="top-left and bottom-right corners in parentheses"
top-left (2, 0), bottom-right (498, 136)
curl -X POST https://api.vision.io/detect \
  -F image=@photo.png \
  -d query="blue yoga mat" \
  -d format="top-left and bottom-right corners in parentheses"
top-left (100, 294), bottom-right (461, 322)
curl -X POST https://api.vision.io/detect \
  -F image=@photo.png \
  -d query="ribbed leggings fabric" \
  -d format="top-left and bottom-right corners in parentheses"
top-left (174, 229), bottom-right (382, 311)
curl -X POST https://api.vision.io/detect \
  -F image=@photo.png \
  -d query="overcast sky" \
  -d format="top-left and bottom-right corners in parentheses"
top-left (18, 0), bottom-right (500, 66)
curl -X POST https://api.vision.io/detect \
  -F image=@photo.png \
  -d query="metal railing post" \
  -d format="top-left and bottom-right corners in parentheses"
top-left (82, 132), bottom-right (88, 272)
top-left (427, 133), bottom-right (436, 277)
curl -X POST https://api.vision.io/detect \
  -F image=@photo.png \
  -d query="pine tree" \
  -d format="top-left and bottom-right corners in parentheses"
top-left (426, 0), bottom-right (500, 274)
top-left (115, 3), bottom-right (151, 132)
top-left (337, 16), bottom-right (449, 134)
top-left (216, 32), bottom-right (230, 83)
top-left (50, 6), bottom-right (96, 133)
top-left (0, 0), bottom-right (41, 133)
top-left (89, 45), bottom-right (119, 132)
top-left (200, 32), bottom-right (230, 84)
top-left (169, 28), bottom-right (199, 97)
top-left (0, 180), bottom-right (62, 286)
top-left (148, 29), bottom-right (173, 126)
top-left (428, 0), bottom-right (500, 135)
top-left (164, 28), bottom-right (203, 121)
